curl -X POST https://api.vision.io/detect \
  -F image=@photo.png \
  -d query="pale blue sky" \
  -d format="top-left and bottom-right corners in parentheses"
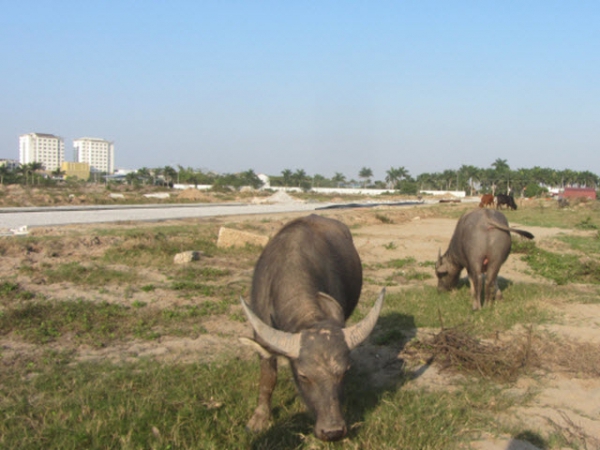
top-left (1, 1), bottom-right (598, 180)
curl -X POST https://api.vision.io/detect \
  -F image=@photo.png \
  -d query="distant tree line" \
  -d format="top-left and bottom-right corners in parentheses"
top-left (1, 158), bottom-right (598, 198)
top-left (268, 159), bottom-right (599, 197)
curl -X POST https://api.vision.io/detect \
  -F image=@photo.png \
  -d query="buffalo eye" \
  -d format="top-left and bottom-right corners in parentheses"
top-left (297, 371), bottom-right (310, 383)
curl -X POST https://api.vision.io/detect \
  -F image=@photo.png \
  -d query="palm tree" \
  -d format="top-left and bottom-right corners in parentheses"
top-left (136, 167), bottom-right (152, 185)
top-left (385, 166), bottom-right (409, 190)
top-left (359, 167), bottom-right (373, 188)
top-left (240, 169), bottom-right (263, 189)
top-left (416, 172), bottom-right (437, 191)
top-left (491, 158), bottom-right (510, 173)
top-left (292, 169), bottom-right (308, 188)
top-left (51, 167), bottom-right (66, 179)
top-left (281, 169), bottom-right (293, 187)
top-left (0, 165), bottom-right (10, 185)
top-left (19, 162), bottom-right (43, 185)
top-left (312, 174), bottom-right (326, 188)
top-left (163, 166), bottom-right (177, 186)
top-left (332, 172), bottom-right (346, 188)
top-left (458, 165), bottom-right (480, 196)
top-left (441, 169), bottom-right (457, 190)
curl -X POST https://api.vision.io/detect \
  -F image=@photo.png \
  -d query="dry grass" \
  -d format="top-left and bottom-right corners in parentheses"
top-left (410, 323), bottom-right (600, 385)
top-left (411, 326), bottom-right (539, 383)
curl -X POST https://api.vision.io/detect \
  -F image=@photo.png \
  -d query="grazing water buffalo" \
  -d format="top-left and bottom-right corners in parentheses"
top-left (435, 209), bottom-right (534, 310)
top-left (240, 214), bottom-right (385, 441)
top-left (479, 194), bottom-right (495, 208)
top-left (496, 193), bottom-right (518, 210)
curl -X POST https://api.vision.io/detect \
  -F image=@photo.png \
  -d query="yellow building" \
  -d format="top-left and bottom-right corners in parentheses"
top-left (61, 162), bottom-right (90, 180)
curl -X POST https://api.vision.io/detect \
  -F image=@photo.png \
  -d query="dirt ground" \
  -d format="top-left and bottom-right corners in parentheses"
top-left (1, 197), bottom-right (599, 449)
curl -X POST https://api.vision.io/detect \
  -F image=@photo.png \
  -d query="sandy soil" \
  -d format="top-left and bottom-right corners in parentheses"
top-left (1, 199), bottom-right (599, 449)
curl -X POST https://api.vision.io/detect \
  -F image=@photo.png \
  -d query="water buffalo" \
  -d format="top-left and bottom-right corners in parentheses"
top-left (240, 214), bottom-right (385, 441)
top-left (496, 193), bottom-right (517, 210)
top-left (479, 194), bottom-right (495, 208)
top-left (435, 209), bottom-right (533, 310)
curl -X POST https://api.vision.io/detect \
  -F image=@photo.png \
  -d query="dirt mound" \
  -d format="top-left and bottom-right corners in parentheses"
top-left (176, 188), bottom-right (212, 201)
top-left (251, 190), bottom-right (304, 204)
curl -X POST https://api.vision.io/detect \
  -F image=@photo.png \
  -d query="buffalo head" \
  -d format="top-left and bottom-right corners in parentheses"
top-left (435, 249), bottom-right (461, 292)
top-left (241, 288), bottom-right (385, 441)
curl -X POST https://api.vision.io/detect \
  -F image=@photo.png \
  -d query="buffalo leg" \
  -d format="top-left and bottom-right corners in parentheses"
top-left (247, 355), bottom-right (277, 433)
top-left (469, 272), bottom-right (483, 310)
top-left (485, 270), bottom-right (502, 305)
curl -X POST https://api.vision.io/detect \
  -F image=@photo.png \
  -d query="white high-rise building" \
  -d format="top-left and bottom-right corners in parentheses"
top-left (19, 133), bottom-right (65, 172)
top-left (73, 137), bottom-right (115, 174)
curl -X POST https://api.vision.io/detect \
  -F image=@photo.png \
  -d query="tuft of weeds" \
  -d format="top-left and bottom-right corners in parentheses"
top-left (101, 225), bottom-right (221, 267)
top-left (387, 257), bottom-right (416, 268)
top-left (0, 299), bottom-right (130, 345)
top-left (511, 238), bottom-right (537, 254)
top-left (558, 234), bottom-right (600, 255)
top-left (43, 262), bottom-right (137, 286)
top-left (0, 280), bottom-right (36, 304)
top-left (574, 216), bottom-right (598, 230)
top-left (380, 284), bottom-right (558, 334)
top-left (140, 284), bottom-right (156, 292)
top-left (375, 213), bottom-right (393, 224)
top-left (0, 297), bottom-right (233, 346)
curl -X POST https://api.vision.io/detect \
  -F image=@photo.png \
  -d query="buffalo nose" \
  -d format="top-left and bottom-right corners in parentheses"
top-left (318, 426), bottom-right (347, 441)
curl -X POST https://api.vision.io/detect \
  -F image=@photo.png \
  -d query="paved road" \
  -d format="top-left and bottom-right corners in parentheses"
top-left (0, 202), bottom-right (326, 231)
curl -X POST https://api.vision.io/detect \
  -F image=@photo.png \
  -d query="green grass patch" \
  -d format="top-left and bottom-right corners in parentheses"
top-left (0, 280), bottom-right (36, 304)
top-left (0, 298), bottom-right (232, 346)
top-left (522, 247), bottom-right (600, 285)
top-left (175, 265), bottom-right (232, 281)
top-left (101, 226), bottom-right (220, 267)
top-left (43, 262), bottom-right (137, 286)
top-left (0, 356), bottom-right (527, 450)
top-left (509, 203), bottom-right (600, 229)
top-left (557, 234), bottom-right (600, 255)
top-left (375, 284), bottom-right (558, 338)
top-left (0, 299), bottom-right (131, 345)
top-left (574, 216), bottom-right (598, 230)
top-left (386, 257), bottom-right (416, 269)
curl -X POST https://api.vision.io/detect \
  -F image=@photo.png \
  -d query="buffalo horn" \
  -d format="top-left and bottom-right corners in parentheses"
top-left (240, 297), bottom-right (301, 359)
top-left (343, 288), bottom-right (385, 350)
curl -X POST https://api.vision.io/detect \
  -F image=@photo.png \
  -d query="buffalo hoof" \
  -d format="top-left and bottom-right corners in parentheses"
top-left (246, 409), bottom-right (270, 433)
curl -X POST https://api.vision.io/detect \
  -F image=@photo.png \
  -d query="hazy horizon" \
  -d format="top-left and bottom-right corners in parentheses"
top-left (2, 2), bottom-right (598, 181)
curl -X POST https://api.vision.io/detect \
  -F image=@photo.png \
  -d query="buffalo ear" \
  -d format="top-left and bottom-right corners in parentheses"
top-left (239, 337), bottom-right (272, 359)
top-left (316, 292), bottom-right (345, 322)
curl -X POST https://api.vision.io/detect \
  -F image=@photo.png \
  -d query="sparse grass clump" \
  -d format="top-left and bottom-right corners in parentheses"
top-left (43, 262), bottom-right (137, 286)
top-left (0, 297), bottom-right (234, 346)
top-left (375, 213), bottom-right (393, 224)
top-left (0, 280), bottom-right (36, 304)
top-left (522, 246), bottom-right (600, 284)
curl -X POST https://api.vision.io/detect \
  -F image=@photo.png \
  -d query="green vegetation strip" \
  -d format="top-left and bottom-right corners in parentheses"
top-left (0, 356), bottom-right (519, 450)
top-left (0, 298), bottom-right (238, 345)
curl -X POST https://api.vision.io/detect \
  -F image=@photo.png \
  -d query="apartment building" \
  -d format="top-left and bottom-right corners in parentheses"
top-left (19, 133), bottom-right (65, 172)
top-left (73, 137), bottom-right (115, 174)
